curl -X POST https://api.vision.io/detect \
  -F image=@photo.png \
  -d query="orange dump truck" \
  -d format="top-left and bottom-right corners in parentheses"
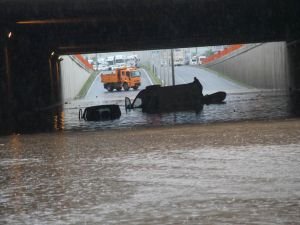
top-left (100, 67), bottom-right (141, 91)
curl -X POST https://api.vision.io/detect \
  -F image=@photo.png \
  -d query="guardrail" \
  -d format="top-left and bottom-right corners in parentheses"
top-left (70, 54), bottom-right (93, 73)
top-left (202, 44), bottom-right (244, 64)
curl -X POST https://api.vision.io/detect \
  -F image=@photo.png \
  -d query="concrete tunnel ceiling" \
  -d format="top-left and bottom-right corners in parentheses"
top-left (1, 0), bottom-right (300, 54)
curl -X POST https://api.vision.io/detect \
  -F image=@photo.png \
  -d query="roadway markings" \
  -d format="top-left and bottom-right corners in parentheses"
top-left (86, 73), bottom-right (101, 98)
top-left (141, 68), bottom-right (153, 85)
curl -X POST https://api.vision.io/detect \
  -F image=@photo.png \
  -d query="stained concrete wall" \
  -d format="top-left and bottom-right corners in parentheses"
top-left (204, 42), bottom-right (289, 90)
top-left (60, 56), bottom-right (91, 101)
top-left (287, 40), bottom-right (300, 115)
top-left (288, 41), bottom-right (300, 91)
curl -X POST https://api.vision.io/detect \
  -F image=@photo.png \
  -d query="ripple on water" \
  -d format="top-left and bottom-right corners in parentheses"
top-left (0, 128), bottom-right (299, 224)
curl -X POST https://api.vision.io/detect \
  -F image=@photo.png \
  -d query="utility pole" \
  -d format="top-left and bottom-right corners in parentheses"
top-left (171, 49), bottom-right (175, 85)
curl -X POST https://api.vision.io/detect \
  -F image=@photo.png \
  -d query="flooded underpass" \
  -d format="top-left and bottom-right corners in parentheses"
top-left (1, 118), bottom-right (300, 225)
top-left (1, 48), bottom-right (300, 224)
top-left (2, 0), bottom-right (300, 221)
top-left (3, 64), bottom-right (300, 224)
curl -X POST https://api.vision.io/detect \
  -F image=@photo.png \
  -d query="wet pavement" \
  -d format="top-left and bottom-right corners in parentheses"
top-left (175, 66), bottom-right (247, 92)
top-left (1, 119), bottom-right (300, 225)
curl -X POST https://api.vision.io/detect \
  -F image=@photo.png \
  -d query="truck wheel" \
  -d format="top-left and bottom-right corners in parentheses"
top-left (116, 87), bottom-right (122, 91)
top-left (107, 85), bottom-right (113, 92)
top-left (123, 83), bottom-right (129, 91)
top-left (133, 86), bottom-right (139, 90)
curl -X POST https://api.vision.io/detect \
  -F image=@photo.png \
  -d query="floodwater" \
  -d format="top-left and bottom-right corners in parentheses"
top-left (63, 90), bottom-right (293, 131)
top-left (1, 90), bottom-right (300, 224)
top-left (0, 127), bottom-right (300, 224)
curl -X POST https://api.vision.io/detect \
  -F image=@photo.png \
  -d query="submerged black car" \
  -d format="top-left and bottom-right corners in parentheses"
top-left (125, 77), bottom-right (226, 113)
top-left (79, 104), bottom-right (121, 121)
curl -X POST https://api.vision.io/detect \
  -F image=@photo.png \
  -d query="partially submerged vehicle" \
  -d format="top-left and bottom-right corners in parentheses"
top-left (125, 77), bottom-right (226, 113)
top-left (79, 104), bottom-right (121, 121)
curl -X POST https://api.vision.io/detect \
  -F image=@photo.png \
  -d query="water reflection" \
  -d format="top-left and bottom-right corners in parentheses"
top-left (53, 111), bottom-right (65, 131)
top-left (0, 135), bottom-right (299, 224)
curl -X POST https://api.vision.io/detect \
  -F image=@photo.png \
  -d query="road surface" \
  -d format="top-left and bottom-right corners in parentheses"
top-left (84, 68), bottom-right (153, 101)
top-left (84, 66), bottom-right (249, 103)
top-left (174, 66), bottom-right (248, 94)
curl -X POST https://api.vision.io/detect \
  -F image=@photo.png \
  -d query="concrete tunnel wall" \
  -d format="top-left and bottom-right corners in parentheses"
top-left (60, 55), bottom-right (92, 101)
top-left (204, 42), bottom-right (290, 90)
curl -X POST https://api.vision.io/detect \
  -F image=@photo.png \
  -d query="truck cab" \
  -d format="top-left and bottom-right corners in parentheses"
top-left (100, 68), bottom-right (141, 91)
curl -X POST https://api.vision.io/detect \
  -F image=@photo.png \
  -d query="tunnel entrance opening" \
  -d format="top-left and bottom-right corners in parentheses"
top-left (0, 0), bottom-right (299, 136)
top-left (60, 42), bottom-right (295, 132)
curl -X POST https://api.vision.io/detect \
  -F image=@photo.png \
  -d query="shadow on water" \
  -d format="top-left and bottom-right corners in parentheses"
top-left (0, 106), bottom-right (65, 135)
